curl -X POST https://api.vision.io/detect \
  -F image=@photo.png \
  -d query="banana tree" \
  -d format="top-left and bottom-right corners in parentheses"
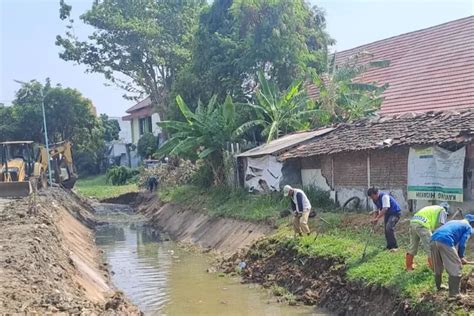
top-left (314, 51), bottom-right (389, 124)
top-left (240, 71), bottom-right (316, 143)
top-left (158, 95), bottom-right (257, 184)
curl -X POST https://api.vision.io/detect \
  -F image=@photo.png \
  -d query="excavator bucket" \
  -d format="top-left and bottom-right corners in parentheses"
top-left (61, 175), bottom-right (77, 190)
top-left (0, 181), bottom-right (32, 198)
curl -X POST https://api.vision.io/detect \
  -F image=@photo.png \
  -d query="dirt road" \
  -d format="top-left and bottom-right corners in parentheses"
top-left (0, 189), bottom-right (140, 315)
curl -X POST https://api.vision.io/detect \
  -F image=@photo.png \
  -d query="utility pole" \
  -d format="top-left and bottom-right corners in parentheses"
top-left (39, 87), bottom-right (53, 185)
top-left (14, 80), bottom-right (53, 186)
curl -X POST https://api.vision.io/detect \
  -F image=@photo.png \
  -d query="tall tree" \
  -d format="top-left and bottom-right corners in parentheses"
top-left (173, 0), bottom-right (333, 107)
top-left (56, 0), bottom-right (206, 116)
top-left (10, 80), bottom-right (97, 144)
top-left (100, 114), bottom-right (121, 142)
top-left (6, 80), bottom-right (107, 175)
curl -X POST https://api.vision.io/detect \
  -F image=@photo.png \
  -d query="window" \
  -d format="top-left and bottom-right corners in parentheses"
top-left (139, 117), bottom-right (153, 135)
top-left (146, 116), bottom-right (152, 133)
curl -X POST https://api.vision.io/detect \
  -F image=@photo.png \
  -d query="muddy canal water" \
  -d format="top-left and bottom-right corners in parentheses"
top-left (94, 203), bottom-right (328, 316)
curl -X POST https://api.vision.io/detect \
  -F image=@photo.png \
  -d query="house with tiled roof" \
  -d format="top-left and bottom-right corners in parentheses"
top-left (238, 17), bottom-right (474, 212)
top-left (308, 16), bottom-right (474, 115)
top-left (122, 97), bottom-right (162, 145)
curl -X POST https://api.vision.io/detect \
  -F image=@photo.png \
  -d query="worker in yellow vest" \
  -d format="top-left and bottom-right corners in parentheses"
top-left (406, 202), bottom-right (449, 271)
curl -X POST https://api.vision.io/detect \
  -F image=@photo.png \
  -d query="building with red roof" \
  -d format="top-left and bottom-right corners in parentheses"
top-left (307, 16), bottom-right (474, 115)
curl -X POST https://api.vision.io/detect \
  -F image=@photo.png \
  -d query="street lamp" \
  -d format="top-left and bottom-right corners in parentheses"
top-left (14, 80), bottom-right (53, 186)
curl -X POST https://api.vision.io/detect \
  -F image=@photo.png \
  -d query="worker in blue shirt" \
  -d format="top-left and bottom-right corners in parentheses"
top-left (430, 214), bottom-right (474, 299)
top-left (367, 187), bottom-right (402, 251)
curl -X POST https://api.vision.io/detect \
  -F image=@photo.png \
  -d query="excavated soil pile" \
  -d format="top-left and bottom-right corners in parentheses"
top-left (0, 188), bottom-right (140, 315)
top-left (222, 238), bottom-right (473, 316)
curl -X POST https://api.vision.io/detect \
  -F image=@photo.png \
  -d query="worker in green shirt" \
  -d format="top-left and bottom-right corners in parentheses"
top-left (406, 202), bottom-right (449, 271)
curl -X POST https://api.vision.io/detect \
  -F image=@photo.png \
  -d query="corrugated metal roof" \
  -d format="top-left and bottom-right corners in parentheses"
top-left (0, 141), bottom-right (34, 145)
top-left (280, 109), bottom-right (474, 160)
top-left (237, 127), bottom-right (334, 158)
top-left (307, 16), bottom-right (474, 115)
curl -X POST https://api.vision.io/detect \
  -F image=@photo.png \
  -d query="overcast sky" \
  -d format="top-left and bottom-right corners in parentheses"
top-left (1, 0), bottom-right (472, 117)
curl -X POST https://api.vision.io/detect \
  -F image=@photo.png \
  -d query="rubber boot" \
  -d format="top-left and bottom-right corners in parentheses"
top-left (405, 253), bottom-right (415, 271)
top-left (435, 274), bottom-right (447, 291)
top-left (448, 276), bottom-right (461, 298)
top-left (427, 257), bottom-right (433, 271)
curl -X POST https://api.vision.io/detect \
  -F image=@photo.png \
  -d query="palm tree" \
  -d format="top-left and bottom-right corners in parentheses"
top-left (240, 71), bottom-right (316, 143)
top-left (158, 95), bottom-right (256, 184)
top-left (314, 51), bottom-right (389, 124)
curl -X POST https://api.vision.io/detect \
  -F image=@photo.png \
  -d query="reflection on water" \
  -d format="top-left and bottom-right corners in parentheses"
top-left (95, 207), bottom-right (328, 316)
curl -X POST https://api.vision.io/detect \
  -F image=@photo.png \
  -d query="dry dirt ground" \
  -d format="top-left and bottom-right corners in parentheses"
top-left (0, 188), bottom-right (140, 315)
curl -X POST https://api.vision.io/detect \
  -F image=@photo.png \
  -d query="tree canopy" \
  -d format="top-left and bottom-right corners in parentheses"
top-left (173, 0), bottom-right (333, 108)
top-left (56, 0), bottom-right (206, 116)
top-left (2, 80), bottom-right (112, 175)
top-left (100, 114), bottom-right (121, 142)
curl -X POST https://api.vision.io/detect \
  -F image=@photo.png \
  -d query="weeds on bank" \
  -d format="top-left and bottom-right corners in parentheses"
top-left (160, 185), bottom-right (287, 221)
top-left (270, 285), bottom-right (297, 305)
top-left (75, 174), bottom-right (138, 199)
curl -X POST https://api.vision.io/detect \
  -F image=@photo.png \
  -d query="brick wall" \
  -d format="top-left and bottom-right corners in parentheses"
top-left (333, 151), bottom-right (368, 188)
top-left (300, 156), bottom-right (321, 169)
top-left (370, 147), bottom-right (409, 190)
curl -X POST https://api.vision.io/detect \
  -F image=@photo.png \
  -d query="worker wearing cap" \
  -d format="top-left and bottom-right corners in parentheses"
top-left (367, 187), bottom-right (402, 251)
top-left (283, 185), bottom-right (312, 236)
top-left (430, 214), bottom-right (474, 298)
top-left (406, 202), bottom-right (449, 271)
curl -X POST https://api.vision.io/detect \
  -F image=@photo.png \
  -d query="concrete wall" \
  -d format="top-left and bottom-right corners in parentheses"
top-left (281, 159), bottom-right (302, 189)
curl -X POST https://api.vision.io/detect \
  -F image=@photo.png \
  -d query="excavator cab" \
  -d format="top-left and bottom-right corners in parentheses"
top-left (0, 140), bottom-right (77, 198)
top-left (0, 141), bottom-right (38, 197)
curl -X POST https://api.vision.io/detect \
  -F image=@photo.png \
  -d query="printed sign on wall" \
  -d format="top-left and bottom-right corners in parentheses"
top-left (407, 146), bottom-right (465, 202)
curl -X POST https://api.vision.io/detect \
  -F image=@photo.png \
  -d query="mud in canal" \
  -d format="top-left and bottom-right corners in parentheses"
top-left (95, 203), bottom-right (329, 315)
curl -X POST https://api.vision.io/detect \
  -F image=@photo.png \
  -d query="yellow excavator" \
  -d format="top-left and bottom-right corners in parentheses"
top-left (0, 140), bottom-right (77, 198)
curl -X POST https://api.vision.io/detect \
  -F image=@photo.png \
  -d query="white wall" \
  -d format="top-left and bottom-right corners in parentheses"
top-left (131, 118), bottom-right (140, 144)
top-left (151, 113), bottom-right (161, 136)
top-left (301, 168), bottom-right (331, 191)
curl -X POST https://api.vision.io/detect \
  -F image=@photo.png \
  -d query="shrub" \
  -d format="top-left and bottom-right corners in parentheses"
top-left (303, 185), bottom-right (336, 210)
top-left (106, 166), bottom-right (138, 185)
top-left (191, 162), bottom-right (214, 188)
top-left (137, 133), bottom-right (158, 158)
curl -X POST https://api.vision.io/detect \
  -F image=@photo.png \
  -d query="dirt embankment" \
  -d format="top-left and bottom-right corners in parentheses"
top-left (222, 239), bottom-right (406, 316)
top-left (221, 237), bottom-right (473, 316)
top-left (139, 198), bottom-right (272, 255)
top-left (0, 188), bottom-right (140, 315)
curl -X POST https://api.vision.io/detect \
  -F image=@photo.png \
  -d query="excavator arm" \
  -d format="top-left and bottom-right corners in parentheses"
top-left (37, 141), bottom-right (77, 189)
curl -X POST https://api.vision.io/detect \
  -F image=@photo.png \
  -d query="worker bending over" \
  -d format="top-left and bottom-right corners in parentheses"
top-left (406, 202), bottom-right (449, 271)
top-left (283, 185), bottom-right (312, 237)
top-left (367, 187), bottom-right (402, 252)
top-left (430, 214), bottom-right (474, 298)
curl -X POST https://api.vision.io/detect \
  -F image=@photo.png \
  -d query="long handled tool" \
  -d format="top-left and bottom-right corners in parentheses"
top-left (361, 224), bottom-right (376, 260)
top-left (449, 207), bottom-right (464, 220)
top-left (313, 215), bottom-right (331, 241)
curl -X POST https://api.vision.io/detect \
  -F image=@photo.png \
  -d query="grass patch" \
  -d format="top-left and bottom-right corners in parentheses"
top-left (271, 218), bottom-right (474, 305)
top-left (160, 185), bottom-right (286, 222)
top-left (75, 174), bottom-right (138, 200)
